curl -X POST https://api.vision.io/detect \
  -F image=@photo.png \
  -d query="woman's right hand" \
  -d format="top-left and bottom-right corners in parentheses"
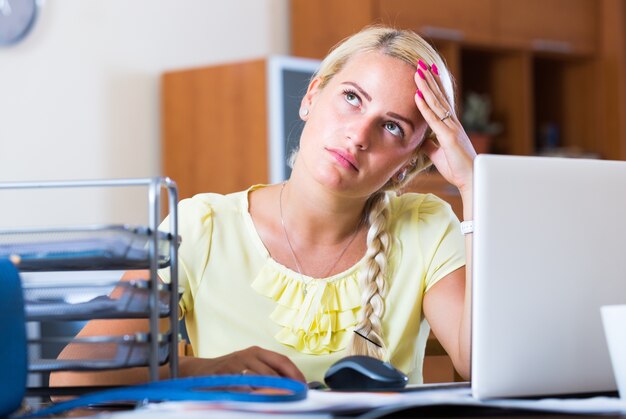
top-left (179, 346), bottom-right (306, 382)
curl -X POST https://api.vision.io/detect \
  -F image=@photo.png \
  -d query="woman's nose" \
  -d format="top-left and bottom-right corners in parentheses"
top-left (345, 117), bottom-right (374, 150)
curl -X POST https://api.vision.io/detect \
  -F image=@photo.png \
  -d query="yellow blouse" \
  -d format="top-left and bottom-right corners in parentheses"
top-left (159, 184), bottom-right (465, 383)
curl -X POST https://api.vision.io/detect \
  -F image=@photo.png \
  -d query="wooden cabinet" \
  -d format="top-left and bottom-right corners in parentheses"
top-left (291, 0), bottom-right (491, 55)
top-left (495, 0), bottom-right (598, 53)
top-left (291, 0), bottom-right (378, 61)
top-left (162, 60), bottom-right (269, 200)
top-left (378, 0), bottom-right (495, 45)
top-left (291, 0), bottom-right (598, 54)
top-left (291, 0), bottom-right (626, 163)
top-left (379, 0), bottom-right (597, 52)
top-left (162, 57), bottom-right (320, 201)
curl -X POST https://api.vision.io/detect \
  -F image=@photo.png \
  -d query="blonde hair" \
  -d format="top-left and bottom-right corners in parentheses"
top-left (312, 26), bottom-right (456, 360)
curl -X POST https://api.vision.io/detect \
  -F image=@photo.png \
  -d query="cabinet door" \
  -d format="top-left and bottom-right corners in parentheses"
top-left (291, 0), bottom-right (378, 59)
top-left (162, 60), bottom-right (269, 199)
top-left (377, 0), bottom-right (495, 45)
top-left (496, 0), bottom-right (597, 54)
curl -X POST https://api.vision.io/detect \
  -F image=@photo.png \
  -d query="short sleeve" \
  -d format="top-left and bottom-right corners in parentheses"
top-left (418, 194), bottom-right (465, 292)
top-left (389, 192), bottom-right (465, 293)
top-left (158, 195), bottom-right (215, 318)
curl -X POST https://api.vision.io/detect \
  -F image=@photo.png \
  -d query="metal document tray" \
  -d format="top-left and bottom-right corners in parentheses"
top-left (23, 279), bottom-right (171, 321)
top-left (28, 333), bottom-right (171, 372)
top-left (0, 225), bottom-right (175, 271)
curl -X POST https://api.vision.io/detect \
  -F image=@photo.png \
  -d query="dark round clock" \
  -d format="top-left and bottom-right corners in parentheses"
top-left (0, 0), bottom-right (39, 46)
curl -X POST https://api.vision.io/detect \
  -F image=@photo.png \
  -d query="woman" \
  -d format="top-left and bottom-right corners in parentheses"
top-left (52, 25), bottom-right (475, 386)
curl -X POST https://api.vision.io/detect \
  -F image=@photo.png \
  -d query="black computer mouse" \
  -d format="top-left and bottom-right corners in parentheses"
top-left (324, 355), bottom-right (408, 390)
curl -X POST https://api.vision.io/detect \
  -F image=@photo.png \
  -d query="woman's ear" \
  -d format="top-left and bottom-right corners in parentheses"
top-left (299, 76), bottom-right (323, 120)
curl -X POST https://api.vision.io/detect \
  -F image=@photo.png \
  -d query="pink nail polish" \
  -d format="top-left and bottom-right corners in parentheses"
top-left (417, 68), bottom-right (426, 80)
top-left (418, 60), bottom-right (429, 71)
top-left (431, 63), bottom-right (439, 76)
top-left (417, 89), bottom-right (424, 100)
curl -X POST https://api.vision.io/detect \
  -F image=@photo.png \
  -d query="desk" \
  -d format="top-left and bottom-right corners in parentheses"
top-left (52, 387), bottom-right (622, 419)
top-left (21, 383), bottom-right (626, 418)
top-left (54, 405), bottom-right (625, 419)
top-left (20, 401), bottom-right (626, 418)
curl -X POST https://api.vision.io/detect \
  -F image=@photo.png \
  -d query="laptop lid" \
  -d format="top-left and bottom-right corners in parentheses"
top-left (471, 154), bottom-right (626, 399)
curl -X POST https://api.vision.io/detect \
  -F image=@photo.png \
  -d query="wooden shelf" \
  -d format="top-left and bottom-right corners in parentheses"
top-left (459, 48), bottom-right (533, 155)
top-left (533, 56), bottom-right (599, 157)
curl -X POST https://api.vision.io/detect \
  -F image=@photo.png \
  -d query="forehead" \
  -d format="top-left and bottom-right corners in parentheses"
top-left (332, 51), bottom-right (416, 87)
top-left (325, 51), bottom-right (419, 110)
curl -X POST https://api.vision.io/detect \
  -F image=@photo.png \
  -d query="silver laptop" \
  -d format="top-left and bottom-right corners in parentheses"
top-left (471, 154), bottom-right (626, 399)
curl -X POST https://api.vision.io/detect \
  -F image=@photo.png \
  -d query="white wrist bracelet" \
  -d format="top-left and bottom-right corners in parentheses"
top-left (460, 220), bottom-right (474, 235)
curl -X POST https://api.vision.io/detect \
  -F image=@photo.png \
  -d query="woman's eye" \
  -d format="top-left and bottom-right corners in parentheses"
top-left (343, 90), bottom-right (360, 107)
top-left (384, 121), bottom-right (404, 138)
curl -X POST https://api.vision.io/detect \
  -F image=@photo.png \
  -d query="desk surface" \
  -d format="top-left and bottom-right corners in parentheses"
top-left (23, 385), bottom-right (626, 418)
top-left (45, 405), bottom-right (626, 419)
top-left (21, 402), bottom-right (626, 418)
top-left (67, 389), bottom-right (625, 419)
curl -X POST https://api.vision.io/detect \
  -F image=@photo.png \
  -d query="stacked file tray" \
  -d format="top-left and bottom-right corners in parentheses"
top-left (0, 178), bottom-right (179, 395)
top-left (1, 225), bottom-right (174, 272)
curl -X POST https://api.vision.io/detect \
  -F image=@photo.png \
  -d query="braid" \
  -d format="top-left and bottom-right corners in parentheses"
top-left (348, 191), bottom-right (392, 360)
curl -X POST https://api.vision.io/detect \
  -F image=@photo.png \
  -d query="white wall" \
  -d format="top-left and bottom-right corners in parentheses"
top-left (0, 0), bottom-right (289, 227)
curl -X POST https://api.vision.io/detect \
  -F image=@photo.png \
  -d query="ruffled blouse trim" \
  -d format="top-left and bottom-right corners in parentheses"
top-left (251, 260), bottom-right (364, 355)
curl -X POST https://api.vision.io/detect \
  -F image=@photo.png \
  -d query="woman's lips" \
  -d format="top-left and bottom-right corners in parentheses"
top-left (326, 148), bottom-right (359, 172)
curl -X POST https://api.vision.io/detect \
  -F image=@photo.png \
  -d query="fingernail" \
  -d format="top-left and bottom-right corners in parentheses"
top-left (417, 68), bottom-right (426, 80)
top-left (418, 59), bottom-right (429, 71)
top-left (431, 63), bottom-right (439, 76)
top-left (416, 89), bottom-right (424, 100)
